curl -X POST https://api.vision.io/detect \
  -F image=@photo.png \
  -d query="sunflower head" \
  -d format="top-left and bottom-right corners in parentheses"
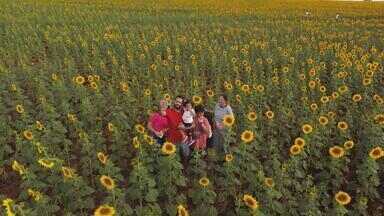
top-left (318, 116), bottom-right (329, 126)
top-left (38, 159), bottom-right (55, 169)
top-left (241, 130), bottom-right (254, 143)
top-left (243, 194), bottom-right (259, 210)
top-left (329, 146), bottom-right (345, 158)
top-left (294, 137), bottom-right (306, 148)
top-left (16, 104), bottom-right (24, 114)
top-left (352, 94), bottom-right (362, 102)
top-left (343, 141), bottom-right (354, 150)
top-left (225, 154), bottom-right (234, 162)
top-left (135, 124), bottom-right (145, 134)
top-left (335, 191), bottom-right (351, 205)
top-left (374, 114), bottom-right (384, 125)
top-left (265, 110), bottom-right (274, 119)
top-left (369, 147), bottom-right (383, 160)
top-left (94, 204), bottom-right (116, 216)
top-left (302, 124), bottom-right (313, 134)
top-left (247, 112), bottom-right (257, 121)
top-left (162, 142), bottom-right (176, 155)
top-left (177, 205), bottom-right (189, 216)
top-left (192, 95), bottom-right (202, 105)
top-left (62, 166), bottom-right (75, 179)
top-left (100, 175), bottom-right (115, 190)
top-left (97, 152), bottom-right (108, 164)
top-left (223, 115), bottom-right (235, 127)
top-left (23, 130), bottom-right (33, 140)
top-left (337, 121), bottom-right (348, 131)
top-left (264, 177), bottom-right (274, 188)
top-left (290, 144), bottom-right (302, 155)
top-left (206, 89), bottom-right (214, 97)
top-left (199, 177), bottom-right (210, 187)
top-left (75, 75), bottom-right (85, 85)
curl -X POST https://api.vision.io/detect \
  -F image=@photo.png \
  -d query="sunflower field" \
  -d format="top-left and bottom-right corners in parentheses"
top-left (0, 0), bottom-right (384, 215)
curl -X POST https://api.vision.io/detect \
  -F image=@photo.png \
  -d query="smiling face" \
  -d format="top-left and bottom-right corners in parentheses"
top-left (218, 96), bottom-right (227, 107)
top-left (174, 97), bottom-right (183, 110)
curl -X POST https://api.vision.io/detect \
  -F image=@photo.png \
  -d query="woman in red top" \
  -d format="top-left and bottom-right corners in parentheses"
top-left (192, 105), bottom-right (212, 150)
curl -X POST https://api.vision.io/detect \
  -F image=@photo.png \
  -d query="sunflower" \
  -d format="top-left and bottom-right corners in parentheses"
top-left (144, 89), bottom-right (151, 96)
top-left (87, 75), bottom-right (94, 82)
top-left (90, 81), bottom-right (98, 90)
top-left (374, 114), bottom-right (384, 125)
top-left (120, 82), bottom-right (129, 92)
top-left (177, 205), bottom-right (189, 216)
top-left (132, 136), bottom-right (140, 149)
top-left (223, 115), bottom-right (235, 127)
top-left (75, 75), bottom-right (85, 85)
top-left (225, 154), bottom-right (234, 162)
top-left (302, 124), bottom-right (313, 134)
top-left (23, 130), bottom-right (33, 140)
top-left (2, 198), bottom-right (15, 216)
top-left (282, 66), bottom-right (289, 73)
top-left (62, 166), bottom-right (75, 179)
top-left (319, 86), bottom-right (326, 93)
top-left (135, 124), bottom-right (145, 134)
top-left (162, 142), bottom-right (176, 155)
top-left (163, 93), bottom-right (171, 101)
top-left (12, 160), bottom-right (26, 175)
top-left (329, 146), bottom-right (345, 158)
top-left (362, 78), bottom-right (372, 86)
top-left (247, 112), bottom-right (257, 121)
top-left (199, 177), bottom-right (210, 187)
top-left (10, 84), bottom-right (17, 91)
top-left (308, 80), bottom-right (316, 89)
top-left (36, 121), bottom-right (44, 130)
top-left (294, 137), bottom-right (306, 148)
top-left (310, 103), bottom-right (318, 111)
top-left (335, 191), bottom-right (351, 205)
top-left (241, 84), bottom-right (250, 93)
top-left (331, 92), bottom-right (339, 100)
top-left (290, 144), bottom-right (302, 155)
top-left (192, 95), bottom-right (202, 105)
top-left (369, 147), bottom-right (383, 160)
top-left (16, 104), bottom-right (24, 114)
top-left (320, 96), bottom-right (330, 103)
top-left (337, 121), bottom-right (348, 131)
top-left (256, 84), bottom-right (265, 92)
top-left (97, 152), bottom-right (108, 164)
top-left (143, 134), bottom-right (154, 145)
top-left (327, 111), bottom-right (336, 119)
top-left (206, 89), bottom-right (214, 97)
top-left (107, 123), bottom-right (114, 132)
top-left (241, 130), bottom-right (254, 143)
top-left (338, 85), bottom-right (349, 94)
top-left (352, 94), bottom-right (362, 102)
top-left (264, 177), bottom-right (274, 188)
top-left (67, 113), bottom-right (77, 122)
top-left (243, 194), bottom-right (259, 210)
top-left (318, 116), bottom-right (329, 126)
top-left (94, 204), bottom-right (116, 216)
top-left (27, 188), bottom-right (42, 201)
top-left (38, 159), bottom-right (55, 168)
top-left (235, 79), bottom-right (242, 86)
top-left (224, 83), bottom-right (233, 90)
top-left (265, 110), bottom-right (274, 119)
top-left (100, 175), bottom-right (115, 190)
top-left (343, 140), bottom-right (354, 150)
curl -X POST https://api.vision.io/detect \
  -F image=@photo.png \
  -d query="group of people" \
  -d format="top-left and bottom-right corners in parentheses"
top-left (147, 94), bottom-right (233, 158)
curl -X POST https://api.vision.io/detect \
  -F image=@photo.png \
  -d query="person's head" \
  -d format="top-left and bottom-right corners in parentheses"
top-left (159, 99), bottom-right (168, 115)
top-left (195, 105), bottom-right (205, 117)
top-left (183, 99), bottom-right (192, 111)
top-left (174, 95), bottom-right (184, 110)
top-left (218, 94), bottom-right (228, 108)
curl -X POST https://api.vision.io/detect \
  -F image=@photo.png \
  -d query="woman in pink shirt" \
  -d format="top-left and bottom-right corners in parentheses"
top-left (147, 100), bottom-right (169, 145)
top-left (192, 105), bottom-right (212, 150)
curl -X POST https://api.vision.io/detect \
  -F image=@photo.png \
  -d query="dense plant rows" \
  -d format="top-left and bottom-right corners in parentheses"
top-left (0, 0), bottom-right (383, 215)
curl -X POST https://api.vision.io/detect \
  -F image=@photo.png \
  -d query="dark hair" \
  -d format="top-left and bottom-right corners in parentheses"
top-left (220, 94), bottom-right (228, 102)
top-left (176, 95), bottom-right (184, 101)
top-left (195, 105), bottom-right (205, 114)
top-left (183, 99), bottom-right (191, 106)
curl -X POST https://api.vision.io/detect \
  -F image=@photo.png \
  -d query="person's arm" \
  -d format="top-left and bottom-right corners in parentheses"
top-left (201, 118), bottom-right (211, 135)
